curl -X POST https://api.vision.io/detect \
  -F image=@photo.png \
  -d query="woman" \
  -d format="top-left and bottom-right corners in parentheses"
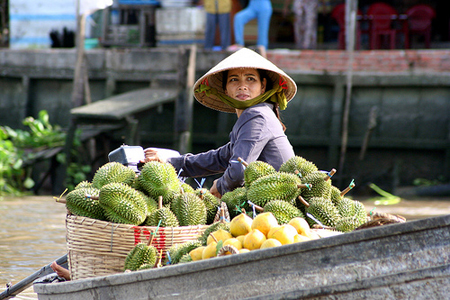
top-left (145, 48), bottom-right (297, 198)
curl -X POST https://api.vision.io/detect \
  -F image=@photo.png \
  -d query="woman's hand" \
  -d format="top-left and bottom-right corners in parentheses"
top-left (143, 148), bottom-right (166, 163)
top-left (210, 179), bottom-right (222, 199)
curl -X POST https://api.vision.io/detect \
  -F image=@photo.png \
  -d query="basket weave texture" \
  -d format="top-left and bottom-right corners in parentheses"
top-left (65, 214), bottom-right (208, 280)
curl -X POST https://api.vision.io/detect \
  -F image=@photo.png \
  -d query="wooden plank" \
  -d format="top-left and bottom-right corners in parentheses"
top-left (70, 88), bottom-right (178, 120)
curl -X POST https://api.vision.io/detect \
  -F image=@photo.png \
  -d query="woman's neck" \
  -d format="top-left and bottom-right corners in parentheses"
top-left (236, 108), bottom-right (244, 118)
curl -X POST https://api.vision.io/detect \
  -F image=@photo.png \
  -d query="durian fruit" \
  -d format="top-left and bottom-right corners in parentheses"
top-left (279, 156), bottom-right (318, 178)
top-left (123, 234), bottom-right (157, 271)
top-left (221, 186), bottom-right (249, 220)
top-left (164, 243), bottom-right (181, 265)
top-left (65, 187), bottom-right (105, 220)
top-left (301, 170), bottom-right (336, 201)
top-left (145, 196), bottom-right (179, 227)
top-left (92, 162), bottom-right (136, 189)
top-left (178, 253), bottom-right (193, 264)
top-left (306, 197), bottom-right (341, 227)
top-left (335, 216), bottom-right (363, 232)
top-left (138, 161), bottom-right (181, 206)
top-left (263, 200), bottom-right (305, 225)
top-left (336, 198), bottom-right (367, 226)
top-left (74, 180), bottom-right (93, 190)
top-left (198, 221), bottom-right (230, 246)
top-left (247, 172), bottom-right (306, 207)
top-left (181, 182), bottom-right (195, 193)
top-left (330, 186), bottom-right (343, 206)
top-left (171, 192), bottom-right (207, 226)
top-left (195, 188), bottom-right (221, 224)
top-left (144, 194), bottom-right (158, 215)
top-left (238, 158), bottom-right (276, 188)
top-left (99, 182), bottom-right (148, 225)
top-left (170, 240), bottom-right (203, 265)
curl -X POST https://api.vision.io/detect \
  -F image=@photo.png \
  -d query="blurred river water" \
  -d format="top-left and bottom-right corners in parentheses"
top-left (0, 195), bottom-right (449, 299)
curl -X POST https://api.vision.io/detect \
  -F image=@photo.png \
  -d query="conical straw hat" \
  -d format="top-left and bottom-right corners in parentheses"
top-left (193, 48), bottom-right (297, 113)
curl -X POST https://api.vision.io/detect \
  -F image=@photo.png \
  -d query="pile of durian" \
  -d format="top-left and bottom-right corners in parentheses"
top-left (65, 156), bottom-right (369, 271)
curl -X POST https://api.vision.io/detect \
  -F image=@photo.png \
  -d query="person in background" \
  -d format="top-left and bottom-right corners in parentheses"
top-left (145, 48), bottom-right (297, 198)
top-left (202, 0), bottom-right (232, 50)
top-left (227, 0), bottom-right (273, 51)
top-left (283, 0), bottom-right (318, 49)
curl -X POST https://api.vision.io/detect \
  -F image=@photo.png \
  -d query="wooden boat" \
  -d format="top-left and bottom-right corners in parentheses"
top-left (33, 213), bottom-right (450, 300)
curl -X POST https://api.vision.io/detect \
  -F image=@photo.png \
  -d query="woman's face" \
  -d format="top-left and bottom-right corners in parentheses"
top-left (225, 68), bottom-right (267, 101)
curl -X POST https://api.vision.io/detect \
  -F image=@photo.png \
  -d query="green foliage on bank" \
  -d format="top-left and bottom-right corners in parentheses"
top-left (0, 110), bottom-right (91, 196)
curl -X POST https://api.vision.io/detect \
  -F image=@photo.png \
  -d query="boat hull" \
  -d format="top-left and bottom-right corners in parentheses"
top-left (34, 214), bottom-right (450, 300)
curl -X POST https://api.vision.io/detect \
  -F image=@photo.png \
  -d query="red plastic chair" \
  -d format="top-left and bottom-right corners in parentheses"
top-left (405, 4), bottom-right (436, 49)
top-left (367, 2), bottom-right (398, 49)
top-left (331, 3), bottom-right (363, 50)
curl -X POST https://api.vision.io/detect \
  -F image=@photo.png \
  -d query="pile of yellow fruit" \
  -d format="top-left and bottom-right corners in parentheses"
top-left (189, 212), bottom-right (320, 261)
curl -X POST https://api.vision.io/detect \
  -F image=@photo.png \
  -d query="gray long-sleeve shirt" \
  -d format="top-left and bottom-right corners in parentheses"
top-left (168, 102), bottom-right (295, 195)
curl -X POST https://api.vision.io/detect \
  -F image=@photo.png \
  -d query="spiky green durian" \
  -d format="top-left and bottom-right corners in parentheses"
top-left (195, 188), bottom-right (221, 224)
top-left (336, 198), bottom-right (367, 225)
top-left (306, 197), bottom-right (341, 227)
top-left (137, 161), bottom-right (181, 205)
top-left (330, 186), bottom-right (343, 206)
top-left (171, 193), bottom-right (207, 226)
top-left (243, 160), bottom-right (276, 188)
top-left (263, 200), bottom-right (305, 225)
top-left (301, 171), bottom-right (333, 201)
top-left (123, 238), bottom-right (157, 271)
top-left (181, 182), bottom-right (195, 193)
top-left (198, 222), bottom-right (230, 246)
top-left (279, 156), bottom-right (318, 178)
top-left (145, 197), bottom-right (179, 227)
top-left (164, 243), bottom-right (181, 265)
top-left (171, 240), bottom-right (203, 265)
top-left (92, 162), bottom-right (136, 189)
top-left (99, 182), bottom-right (148, 225)
top-left (221, 186), bottom-right (249, 220)
top-left (74, 180), bottom-right (93, 190)
top-left (65, 187), bottom-right (105, 220)
top-left (247, 172), bottom-right (304, 207)
top-left (143, 193), bottom-right (158, 215)
top-left (335, 216), bottom-right (362, 232)
top-left (178, 253), bottom-right (193, 264)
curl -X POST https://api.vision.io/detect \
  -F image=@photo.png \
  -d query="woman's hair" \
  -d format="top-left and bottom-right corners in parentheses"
top-left (221, 68), bottom-right (287, 131)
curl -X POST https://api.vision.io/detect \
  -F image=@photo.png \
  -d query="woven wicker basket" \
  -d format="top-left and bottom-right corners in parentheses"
top-left (65, 214), bottom-right (208, 280)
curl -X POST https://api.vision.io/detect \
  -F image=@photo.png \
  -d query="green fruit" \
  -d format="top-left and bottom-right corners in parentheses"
top-left (301, 171), bottom-right (333, 201)
top-left (330, 186), bottom-right (343, 205)
top-left (65, 187), bottom-right (105, 220)
top-left (263, 200), bottom-right (305, 225)
top-left (137, 161), bottom-right (181, 205)
top-left (306, 197), bottom-right (340, 227)
top-left (92, 162), bottom-right (136, 189)
top-left (244, 160), bottom-right (276, 188)
top-left (221, 186), bottom-right (249, 220)
top-left (99, 182), bottom-right (148, 225)
top-left (171, 193), bottom-right (207, 226)
top-left (279, 156), bottom-right (318, 178)
top-left (247, 172), bottom-right (303, 207)
top-left (124, 241), bottom-right (157, 271)
top-left (171, 240), bottom-right (203, 265)
top-left (74, 180), bottom-right (93, 190)
top-left (336, 198), bottom-right (367, 225)
top-left (195, 188), bottom-right (221, 224)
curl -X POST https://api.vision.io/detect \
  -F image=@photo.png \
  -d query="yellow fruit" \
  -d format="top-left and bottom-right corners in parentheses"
top-left (230, 213), bottom-right (253, 237)
top-left (267, 225), bottom-right (281, 239)
top-left (288, 217), bottom-right (311, 236)
top-left (206, 229), bottom-right (233, 245)
top-left (267, 224), bottom-right (298, 245)
top-left (189, 246), bottom-right (206, 261)
top-left (223, 238), bottom-right (243, 250)
top-left (202, 242), bottom-right (218, 259)
top-left (236, 235), bottom-right (246, 247)
top-left (251, 212), bottom-right (278, 236)
top-left (243, 229), bottom-right (266, 250)
top-left (239, 248), bottom-right (250, 254)
top-left (293, 234), bottom-right (311, 243)
top-left (260, 238), bottom-right (282, 249)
